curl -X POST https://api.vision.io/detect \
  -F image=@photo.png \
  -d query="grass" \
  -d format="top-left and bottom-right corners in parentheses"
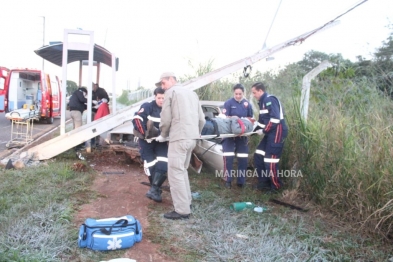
top-left (0, 151), bottom-right (391, 261)
top-left (146, 170), bottom-right (392, 262)
top-left (281, 77), bottom-right (393, 237)
top-left (184, 59), bottom-right (393, 239)
top-left (0, 150), bottom-right (107, 262)
top-left (181, 60), bottom-right (393, 239)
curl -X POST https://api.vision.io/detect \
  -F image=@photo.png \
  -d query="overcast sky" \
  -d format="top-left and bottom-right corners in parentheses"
top-left (1, 0), bottom-right (392, 94)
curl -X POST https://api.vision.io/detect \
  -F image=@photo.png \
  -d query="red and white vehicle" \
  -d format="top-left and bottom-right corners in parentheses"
top-left (0, 68), bottom-right (62, 124)
top-left (0, 67), bottom-right (10, 105)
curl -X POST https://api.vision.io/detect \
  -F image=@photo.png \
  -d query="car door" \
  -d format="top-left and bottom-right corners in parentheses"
top-left (49, 75), bottom-right (61, 117)
top-left (194, 103), bottom-right (225, 172)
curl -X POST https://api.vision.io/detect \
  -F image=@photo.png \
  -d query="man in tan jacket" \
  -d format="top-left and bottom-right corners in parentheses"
top-left (155, 72), bottom-right (205, 220)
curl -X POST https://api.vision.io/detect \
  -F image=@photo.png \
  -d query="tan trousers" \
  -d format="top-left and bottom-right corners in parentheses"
top-left (167, 139), bottom-right (196, 215)
top-left (70, 110), bottom-right (83, 129)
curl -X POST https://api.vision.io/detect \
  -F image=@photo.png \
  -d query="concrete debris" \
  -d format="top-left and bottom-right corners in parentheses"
top-left (20, 151), bottom-right (29, 159)
top-left (1, 150), bottom-right (41, 169)
top-left (13, 160), bottom-right (25, 169)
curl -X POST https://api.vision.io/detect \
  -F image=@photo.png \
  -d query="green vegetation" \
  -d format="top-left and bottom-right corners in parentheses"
top-left (66, 80), bottom-right (78, 96)
top-left (147, 172), bottom-right (391, 261)
top-left (1, 152), bottom-right (391, 261)
top-left (282, 74), bottom-right (393, 236)
top-left (117, 87), bottom-right (153, 106)
top-left (179, 28), bottom-right (393, 240)
top-left (117, 90), bottom-right (136, 106)
top-left (0, 152), bottom-right (107, 262)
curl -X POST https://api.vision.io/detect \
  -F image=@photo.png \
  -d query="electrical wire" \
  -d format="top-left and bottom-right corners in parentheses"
top-left (286, 0), bottom-right (369, 47)
top-left (262, 0), bottom-right (283, 49)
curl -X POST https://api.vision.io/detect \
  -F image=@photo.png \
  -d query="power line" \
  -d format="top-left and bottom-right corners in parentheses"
top-left (286, 0), bottom-right (369, 47)
top-left (263, 0), bottom-right (283, 49)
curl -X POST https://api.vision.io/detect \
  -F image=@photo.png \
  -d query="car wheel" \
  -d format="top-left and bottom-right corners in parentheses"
top-left (46, 117), bottom-right (54, 124)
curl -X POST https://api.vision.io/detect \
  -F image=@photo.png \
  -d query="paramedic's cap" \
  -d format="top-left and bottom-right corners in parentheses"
top-left (155, 72), bottom-right (176, 87)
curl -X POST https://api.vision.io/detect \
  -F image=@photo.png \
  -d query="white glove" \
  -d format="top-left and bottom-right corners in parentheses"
top-left (217, 113), bottom-right (227, 119)
top-left (133, 136), bottom-right (139, 143)
top-left (145, 138), bottom-right (153, 143)
top-left (102, 98), bottom-right (108, 103)
top-left (255, 129), bottom-right (264, 135)
top-left (92, 100), bottom-right (98, 105)
top-left (143, 160), bottom-right (151, 176)
top-left (155, 135), bottom-right (166, 142)
top-left (93, 105), bottom-right (99, 109)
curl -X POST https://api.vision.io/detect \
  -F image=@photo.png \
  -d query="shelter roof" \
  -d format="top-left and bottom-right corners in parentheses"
top-left (34, 43), bottom-right (118, 70)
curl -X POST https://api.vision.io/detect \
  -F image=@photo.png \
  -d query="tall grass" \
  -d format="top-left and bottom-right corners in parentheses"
top-left (186, 60), bottom-right (393, 238)
top-left (282, 76), bottom-right (393, 237)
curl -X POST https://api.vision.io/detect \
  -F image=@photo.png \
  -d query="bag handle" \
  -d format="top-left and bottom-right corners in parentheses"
top-left (82, 224), bottom-right (87, 240)
top-left (100, 219), bottom-right (128, 235)
top-left (135, 221), bottom-right (139, 235)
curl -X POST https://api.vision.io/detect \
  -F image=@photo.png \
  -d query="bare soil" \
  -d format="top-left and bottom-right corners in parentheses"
top-left (73, 149), bottom-right (175, 262)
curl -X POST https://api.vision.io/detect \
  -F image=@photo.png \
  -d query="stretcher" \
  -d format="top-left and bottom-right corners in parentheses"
top-left (145, 131), bottom-right (258, 143)
top-left (199, 131), bottom-right (257, 140)
top-left (5, 105), bottom-right (40, 121)
top-left (5, 106), bottom-right (40, 148)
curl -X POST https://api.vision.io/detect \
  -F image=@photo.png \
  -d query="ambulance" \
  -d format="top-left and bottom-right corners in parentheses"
top-left (0, 68), bottom-right (62, 124)
top-left (0, 66), bottom-right (9, 97)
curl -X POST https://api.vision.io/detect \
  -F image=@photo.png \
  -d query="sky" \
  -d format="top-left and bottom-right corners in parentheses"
top-left (1, 0), bottom-right (392, 95)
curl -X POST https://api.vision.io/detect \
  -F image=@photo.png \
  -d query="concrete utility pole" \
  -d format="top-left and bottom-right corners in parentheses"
top-left (27, 21), bottom-right (339, 161)
top-left (300, 60), bottom-right (332, 123)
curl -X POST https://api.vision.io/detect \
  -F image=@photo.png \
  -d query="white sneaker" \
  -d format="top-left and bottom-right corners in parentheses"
top-left (76, 152), bottom-right (85, 161)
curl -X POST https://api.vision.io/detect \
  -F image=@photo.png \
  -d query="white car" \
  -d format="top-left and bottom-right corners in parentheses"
top-left (193, 101), bottom-right (225, 172)
top-left (107, 101), bottom-right (226, 171)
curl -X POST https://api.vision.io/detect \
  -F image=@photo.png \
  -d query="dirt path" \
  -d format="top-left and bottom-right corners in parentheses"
top-left (73, 150), bottom-right (174, 262)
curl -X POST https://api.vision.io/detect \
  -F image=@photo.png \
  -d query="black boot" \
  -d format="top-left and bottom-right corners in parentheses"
top-left (146, 172), bottom-right (167, 202)
top-left (148, 172), bottom-right (155, 185)
top-left (163, 210), bottom-right (190, 220)
top-left (145, 120), bottom-right (160, 139)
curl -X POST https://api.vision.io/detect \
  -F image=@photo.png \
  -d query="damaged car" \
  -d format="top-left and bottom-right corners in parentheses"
top-left (106, 100), bottom-right (257, 172)
top-left (106, 101), bottom-right (226, 171)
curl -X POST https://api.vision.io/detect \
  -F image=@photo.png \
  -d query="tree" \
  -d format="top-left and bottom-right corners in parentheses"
top-left (352, 24), bottom-right (393, 96)
top-left (297, 50), bottom-right (330, 72)
top-left (297, 50), bottom-right (355, 79)
top-left (372, 31), bottom-right (393, 95)
top-left (66, 80), bottom-right (78, 96)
